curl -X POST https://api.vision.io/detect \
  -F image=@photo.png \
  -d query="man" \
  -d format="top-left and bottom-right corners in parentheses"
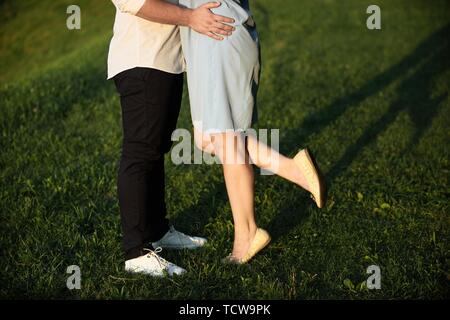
top-left (108, 0), bottom-right (235, 276)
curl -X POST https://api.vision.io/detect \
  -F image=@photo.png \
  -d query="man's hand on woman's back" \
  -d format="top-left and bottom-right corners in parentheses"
top-left (188, 2), bottom-right (235, 40)
top-left (131, 0), bottom-right (235, 41)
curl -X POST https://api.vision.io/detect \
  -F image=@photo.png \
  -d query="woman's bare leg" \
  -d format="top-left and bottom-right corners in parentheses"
top-left (246, 133), bottom-right (311, 192)
top-left (223, 159), bottom-right (257, 258)
top-left (197, 131), bottom-right (257, 259)
top-left (194, 129), bottom-right (313, 259)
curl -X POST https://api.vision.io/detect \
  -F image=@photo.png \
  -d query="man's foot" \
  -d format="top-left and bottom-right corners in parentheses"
top-left (152, 226), bottom-right (207, 249)
top-left (125, 248), bottom-right (186, 277)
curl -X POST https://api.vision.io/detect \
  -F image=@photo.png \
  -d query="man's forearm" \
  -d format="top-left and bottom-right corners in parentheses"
top-left (118, 0), bottom-right (235, 41)
top-left (136, 0), bottom-right (192, 27)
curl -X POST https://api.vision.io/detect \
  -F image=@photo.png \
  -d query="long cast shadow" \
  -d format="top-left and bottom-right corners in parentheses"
top-left (327, 36), bottom-right (449, 181)
top-left (268, 23), bottom-right (450, 241)
top-left (288, 24), bottom-right (450, 150)
top-left (175, 14), bottom-right (449, 243)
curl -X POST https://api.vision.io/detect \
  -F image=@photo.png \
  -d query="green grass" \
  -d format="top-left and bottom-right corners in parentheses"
top-left (1, 0), bottom-right (449, 299)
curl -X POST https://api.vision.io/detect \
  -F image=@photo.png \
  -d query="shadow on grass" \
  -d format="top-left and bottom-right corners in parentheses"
top-left (267, 23), bottom-right (450, 242)
top-left (171, 169), bottom-right (229, 235)
top-left (326, 25), bottom-right (449, 182)
top-left (172, 23), bottom-right (449, 245)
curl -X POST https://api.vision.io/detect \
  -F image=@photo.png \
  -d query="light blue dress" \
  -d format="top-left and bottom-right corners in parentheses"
top-left (179, 0), bottom-right (260, 134)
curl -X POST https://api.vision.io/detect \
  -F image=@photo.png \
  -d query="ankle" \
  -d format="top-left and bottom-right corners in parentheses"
top-left (234, 225), bottom-right (257, 243)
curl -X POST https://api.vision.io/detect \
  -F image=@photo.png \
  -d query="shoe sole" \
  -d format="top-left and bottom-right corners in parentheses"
top-left (304, 148), bottom-right (328, 209)
top-left (125, 268), bottom-right (164, 277)
top-left (125, 267), bottom-right (186, 277)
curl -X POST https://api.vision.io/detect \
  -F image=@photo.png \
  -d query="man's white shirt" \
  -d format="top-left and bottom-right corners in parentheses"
top-left (107, 0), bottom-right (185, 79)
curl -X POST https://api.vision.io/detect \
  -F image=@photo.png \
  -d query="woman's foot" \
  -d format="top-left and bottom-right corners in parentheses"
top-left (293, 148), bottom-right (327, 208)
top-left (225, 228), bottom-right (271, 264)
top-left (231, 225), bottom-right (257, 260)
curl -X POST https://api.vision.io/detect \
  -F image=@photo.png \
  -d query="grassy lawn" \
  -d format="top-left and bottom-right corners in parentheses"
top-left (0, 0), bottom-right (449, 299)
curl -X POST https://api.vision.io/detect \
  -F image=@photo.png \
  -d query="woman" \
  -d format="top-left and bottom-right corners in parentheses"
top-left (180, 0), bottom-right (327, 263)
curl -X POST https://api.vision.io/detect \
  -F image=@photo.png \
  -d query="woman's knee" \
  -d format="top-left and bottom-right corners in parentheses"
top-left (194, 130), bottom-right (215, 154)
top-left (211, 132), bottom-right (248, 164)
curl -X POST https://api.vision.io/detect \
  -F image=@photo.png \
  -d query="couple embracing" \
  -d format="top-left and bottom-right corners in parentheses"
top-left (108, 0), bottom-right (327, 276)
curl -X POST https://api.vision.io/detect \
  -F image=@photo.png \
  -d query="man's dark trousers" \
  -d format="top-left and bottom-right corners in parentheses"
top-left (113, 67), bottom-right (183, 260)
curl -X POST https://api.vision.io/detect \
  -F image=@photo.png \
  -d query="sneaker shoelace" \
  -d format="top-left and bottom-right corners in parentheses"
top-left (143, 247), bottom-right (170, 269)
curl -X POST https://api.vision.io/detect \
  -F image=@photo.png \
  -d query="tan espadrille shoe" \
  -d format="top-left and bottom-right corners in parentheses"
top-left (294, 148), bottom-right (327, 208)
top-left (223, 228), bottom-right (271, 264)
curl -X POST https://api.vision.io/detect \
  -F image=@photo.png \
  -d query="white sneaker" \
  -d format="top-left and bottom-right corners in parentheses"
top-left (152, 226), bottom-right (207, 250)
top-left (124, 248), bottom-right (186, 277)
